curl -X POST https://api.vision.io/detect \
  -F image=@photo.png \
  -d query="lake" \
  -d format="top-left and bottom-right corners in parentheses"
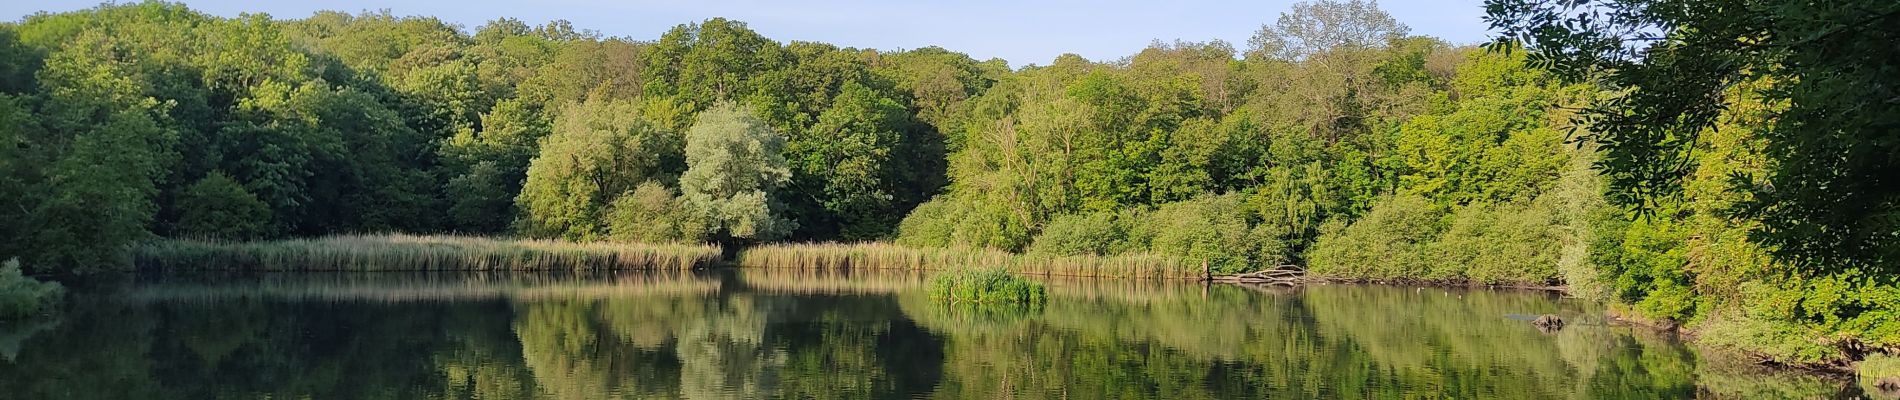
top-left (0, 269), bottom-right (1859, 399)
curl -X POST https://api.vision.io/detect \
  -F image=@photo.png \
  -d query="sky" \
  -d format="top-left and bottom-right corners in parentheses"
top-left (3, 0), bottom-right (1495, 67)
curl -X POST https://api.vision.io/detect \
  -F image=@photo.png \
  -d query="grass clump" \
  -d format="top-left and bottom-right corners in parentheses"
top-left (1863, 354), bottom-right (1900, 379)
top-left (927, 269), bottom-right (1046, 304)
top-left (0, 259), bottom-right (63, 319)
top-left (134, 234), bottom-right (723, 271)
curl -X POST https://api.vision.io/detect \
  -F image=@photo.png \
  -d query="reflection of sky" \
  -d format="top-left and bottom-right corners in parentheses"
top-left (3, 0), bottom-right (1492, 67)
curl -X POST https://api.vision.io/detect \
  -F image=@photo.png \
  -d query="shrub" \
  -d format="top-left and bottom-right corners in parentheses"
top-left (927, 268), bottom-right (1046, 304)
top-left (894, 198), bottom-right (956, 247)
top-left (0, 259), bottom-right (63, 319)
top-left (1307, 194), bottom-right (1444, 280)
top-left (172, 171), bottom-right (272, 240)
top-left (895, 196), bottom-right (1033, 251)
top-left (1130, 194), bottom-right (1258, 274)
top-left (1027, 212), bottom-right (1126, 256)
top-left (1692, 312), bottom-right (1841, 365)
top-left (605, 182), bottom-right (706, 243)
top-left (1429, 202), bottom-right (1562, 285)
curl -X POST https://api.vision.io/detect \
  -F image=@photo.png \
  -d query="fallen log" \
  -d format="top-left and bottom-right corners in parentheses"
top-left (1206, 265), bottom-right (1306, 285)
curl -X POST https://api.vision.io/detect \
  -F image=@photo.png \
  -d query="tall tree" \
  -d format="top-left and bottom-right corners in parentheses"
top-left (679, 103), bottom-right (793, 242)
top-left (1487, 0), bottom-right (1900, 274)
top-left (516, 98), bottom-right (682, 240)
top-left (1248, 0), bottom-right (1411, 61)
top-left (22, 32), bottom-right (180, 272)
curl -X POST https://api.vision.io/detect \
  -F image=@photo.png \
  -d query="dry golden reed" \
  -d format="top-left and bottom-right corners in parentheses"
top-left (134, 234), bottom-right (722, 272)
top-left (737, 242), bottom-right (1200, 279)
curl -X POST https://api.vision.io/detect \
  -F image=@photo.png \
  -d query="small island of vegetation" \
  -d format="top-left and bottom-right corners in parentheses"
top-left (927, 269), bottom-right (1048, 305)
top-left (0, 259), bottom-right (62, 319)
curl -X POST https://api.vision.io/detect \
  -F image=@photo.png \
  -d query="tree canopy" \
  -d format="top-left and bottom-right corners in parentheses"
top-left (680, 103), bottom-right (794, 242)
top-left (1486, 0), bottom-right (1900, 275)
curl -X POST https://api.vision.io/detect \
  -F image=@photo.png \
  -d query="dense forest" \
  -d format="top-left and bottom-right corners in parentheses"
top-left (0, 0), bottom-right (1895, 367)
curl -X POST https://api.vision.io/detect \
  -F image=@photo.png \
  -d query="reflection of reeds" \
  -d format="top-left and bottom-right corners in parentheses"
top-left (119, 271), bottom-right (721, 303)
top-left (738, 242), bottom-right (1197, 279)
top-left (134, 234), bottom-right (723, 272)
top-left (736, 268), bottom-right (929, 295)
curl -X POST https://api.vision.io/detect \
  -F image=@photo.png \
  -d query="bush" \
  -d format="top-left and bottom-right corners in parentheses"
top-left (1129, 193), bottom-right (1259, 274)
top-left (172, 171), bottom-right (272, 240)
top-left (1429, 202), bottom-right (1562, 285)
top-left (895, 196), bottom-right (1033, 251)
top-left (1307, 194), bottom-right (1444, 280)
top-left (927, 268), bottom-right (1046, 304)
top-left (895, 198), bottom-right (956, 247)
top-left (605, 182), bottom-right (706, 243)
top-left (0, 259), bottom-right (63, 319)
top-left (1692, 312), bottom-right (1841, 365)
top-left (1307, 194), bottom-right (1571, 286)
top-left (1026, 212), bottom-right (1126, 256)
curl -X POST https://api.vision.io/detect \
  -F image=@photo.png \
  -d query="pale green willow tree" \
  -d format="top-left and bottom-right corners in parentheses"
top-left (680, 103), bottom-right (794, 242)
top-left (516, 98), bottom-right (682, 240)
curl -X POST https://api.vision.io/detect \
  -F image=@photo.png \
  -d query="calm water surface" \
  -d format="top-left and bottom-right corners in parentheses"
top-left (0, 269), bottom-right (1860, 399)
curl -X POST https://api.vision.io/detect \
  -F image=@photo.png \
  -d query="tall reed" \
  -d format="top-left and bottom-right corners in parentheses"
top-left (134, 234), bottom-right (723, 272)
top-left (737, 242), bottom-right (1200, 279)
top-left (927, 268), bottom-right (1047, 304)
top-left (121, 271), bottom-right (720, 303)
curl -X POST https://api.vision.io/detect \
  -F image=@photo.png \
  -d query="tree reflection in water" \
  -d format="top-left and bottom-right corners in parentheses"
top-left (0, 270), bottom-right (1863, 399)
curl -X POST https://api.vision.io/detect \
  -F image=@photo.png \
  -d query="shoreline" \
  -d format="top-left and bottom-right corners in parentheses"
top-left (121, 235), bottom-right (1891, 384)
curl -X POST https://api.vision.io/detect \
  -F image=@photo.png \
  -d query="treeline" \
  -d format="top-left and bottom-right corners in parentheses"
top-left (895, 2), bottom-right (1597, 286)
top-left (0, 0), bottom-right (1894, 366)
top-left (0, 2), bottom-right (992, 273)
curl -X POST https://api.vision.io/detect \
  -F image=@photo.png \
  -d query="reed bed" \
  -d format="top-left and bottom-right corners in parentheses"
top-left (737, 242), bottom-right (1200, 279)
top-left (120, 272), bottom-right (721, 304)
top-left (134, 234), bottom-right (723, 272)
top-left (928, 268), bottom-right (1047, 304)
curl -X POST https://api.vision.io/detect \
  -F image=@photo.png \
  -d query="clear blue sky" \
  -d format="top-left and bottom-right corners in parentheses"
top-left (4, 0), bottom-right (1494, 66)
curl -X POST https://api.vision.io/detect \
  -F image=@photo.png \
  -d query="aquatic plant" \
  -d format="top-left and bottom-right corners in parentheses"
top-left (0, 259), bottom-right (63, 319)
top-left (927, 269), bottom-right (1047, 304)
top-left (1863, 355), bottom-right (1900, 379)
top-left (738, 242), bottom-right (1197, 279)
top-left (133, 234), bottom-right (723, 271)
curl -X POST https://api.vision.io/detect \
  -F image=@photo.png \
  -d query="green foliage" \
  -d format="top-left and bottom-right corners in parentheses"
top-left (605, 182), bottom-right (706, 244)
top-left (1132, 194), bottom-right (1260, 274)
top-left (1247, 0), bottom-right (1410, 61)
top-left (1026, 212), bottom-right (1127, 257)
top-left (13, 30), bottom-right (179, 273)
top-left (1487, 0), bottom-right (1900, 274)
top-left (1307, 194), bottom-right (1444, 281)
top-left (173, 171), bottom-right (271, 240)
top-left (927, 269), bottom-right (1047, 305)
top-left (895, 195), bottom-right (1034, 251)
top-left (1690, 312), bottom-right (1842, 366)
top-left (680, 103), bottom-right (794, 241)
top-left (516, 98), bottom-right (681, 240)
top-left (0, 259), bottom-right (62, 319)
top-left (784, 81), bottom-right (924, 240)
top-left (1432, 202), bottom-right (1561, 285)
top-left (441, 98), bottom-right (551, 232)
